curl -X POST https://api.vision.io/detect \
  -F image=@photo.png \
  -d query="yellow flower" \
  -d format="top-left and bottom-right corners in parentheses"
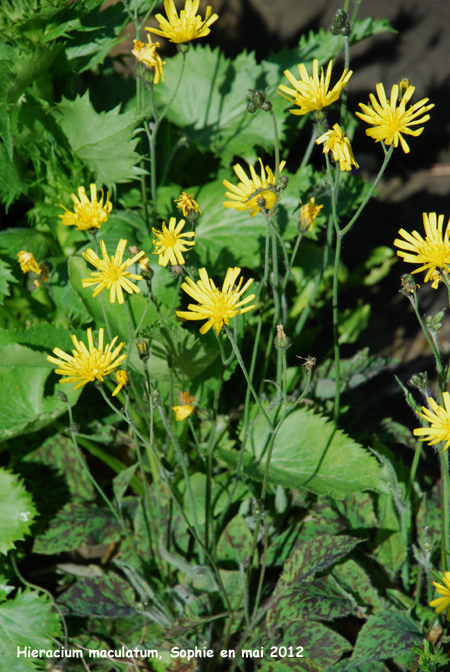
top-left (172, 391), bottom-right (196, 421)
top-left (152, 217), bottom-right (195, 267)
top-left (394, 213), bottom-right (450, 285)
top-left (17, 251), bottom-right (41, 275)
top-left (223, 159), bottom-right (286, 217)
top-left (299, 198), bottom-right (324, 232)
top-left (112, 370), bottom-right (129, 397)
top-left (414, 392), bottom-right (450, 451)
top-left (59, 184), bottom-right (112, 231)
top-left (146, 0), bottom-right (218, 44)
top-left (176, 267), bottom-right (255, 335)
top-left (278, 59), bottom-right (352, 116)
top-left (355, 82), bottom-right (434, 153)
top-left (132, 35), bottom-right (165, 84)
top-left (175, 192), bottom-right (202, 218)
top-left (316, 123), bottom-right (359, 172)
top-left (430, 571), bottom-right (450, 620)
top-left (82, 239), bottom-right (145, 304)
top-left (47, 328), bottom-right (127, 390)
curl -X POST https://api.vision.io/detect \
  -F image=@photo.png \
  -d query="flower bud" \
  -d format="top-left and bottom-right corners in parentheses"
top-left (408, 372), bottom-right (429, 394)
top-left (137, 339), bottom-right (149, 362)
top-left (330, 9), bottom-right (351, 36)
top-left (425, 310), bottom-right (445, 333)
top-left (177, 43), bottom-right (190, 54)
top-left (171, 264), bottom-right (184, 278)
top-left (56, 390), bottom-right (68, 403)
top-left (400, 273), bottom-right (418, 295)
top-left (276, 175), bottom-right (289, 193)
top-left (398, 78), bottom-right (411, 101)
top-left (256, 196), bottom-right (267, 209)
top-left (247, 101), bottom-right (257, 114)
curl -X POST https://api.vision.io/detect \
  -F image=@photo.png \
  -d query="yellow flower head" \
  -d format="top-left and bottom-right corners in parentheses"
top-left (82, 239), bottom-right (145, 304)
top-left (414, 392), bottom-right (450, 451)
top-left (355, 82), bottom-right (434, 153)
top-left (176, 267), bottom-right (255, 335)
top-left (430, 572), bottom-right (450, 620)
top-left (152, 217), bottom-right (195, 267)
top-left (47, 328), bottom-right (127, 390)
top-left (394, 213), bottom-right (450, 285)
top-left (278, 59), bottom-right (352, 116)
top-left (175, 192), bottom-right (202, 218)
top-left (59, 184), bottom-right (112, 231)
top-left (132, 35), bottom-right (165, 84)
top-left (223, 158), bottom-right (287, 217)
top-left (146, 0), bottom-right (218, 44)
top-left (17, 251), bottom-right (41, 275)
top-left (112, 369), bottom-right (129, 397)
top-left (316, 123), bottom-right (359, 172)
top-left (172, 391), bottom-right (196, 421)
top-left (299, 198), bottom-right (324, 232)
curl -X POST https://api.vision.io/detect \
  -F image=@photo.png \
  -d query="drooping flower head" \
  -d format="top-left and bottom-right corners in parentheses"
top-left (316, 123), bottom-right (359, 172)
top-left (112, 370), bottom-right (129, 397)
top-left (299, 198), bottom-right (324, 232)
top-left (278, 59), bottom-right (352, 116)
top-left (172, 390), bottom-right (196, 421)
top-left (175, 192), bottom-right (202, 218)
top-left (176, 267), bottom-right (255, 335)
top-left (355, 83), bottom-right (434, 153)
top-left (146, 0), bottom-right (218, 44)
top-left (414, 392), bottom-right (450, 451)
top-left (430, 572), bottom-right (450, 620)
top-left (394, 213), bottom-right (450, 286)
top-left (132, 35), bottom-right (165, 84)
top-left (223, 159), bottom-right (286, 217)
top-left (82, 239), bottom-right (145, 304)
top-left (47, 328), bottom-right (127, 390)
top-left (60, 184), bottom-right (112, 231)
top-left (17, 251), bottom-right (41, 275)
top-left (152, 217), bottom-right (195, 267)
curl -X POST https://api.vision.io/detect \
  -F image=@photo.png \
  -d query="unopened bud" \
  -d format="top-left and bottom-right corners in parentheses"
top-left (408, 372), bottom-right (429, 393)
top-left (56, 390), bottom-right (68, 403)
top-left (277, 175), bottom-right (289, 193)
top-left (398, 78), bottom-right (411, 101)
top-left (330, 9), bottom-right (351, 36)
top-left (171, 264), bottom-right (184, 278)
top-left (256, 196), bottom-right (267, 209)
top-left (261, 100), bottom-right (272, 112)
top-left (400, 273), bottom-right (417, 296)
top-left (274, 324), bottom-right (291, 350)
top-left (425, 310), bottom-right (445, 333)
top-left (247, 101), bottom-right (257, 114)
top-left (137, 339), bottom-right (149, 362)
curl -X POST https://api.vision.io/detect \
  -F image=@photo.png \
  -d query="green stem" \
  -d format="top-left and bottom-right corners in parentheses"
top-left (410, 292), bottom-right (445, 378)
top-left (340, 36), bottom-right (350, 127)
top-left (224, 325), bottom-right (274, 433)
top-left (92, 236), bottom-right (113, 341)
top-left (405, 441), bottom-right (422, 502)
top-left (440, 448), bottom-right (450, 572)
top-left (300, 124), bottom-right (317, 169)
top-left (270, 109), bottom-right (280, 183)
top-left (332, 229), bottom-right (342, 423)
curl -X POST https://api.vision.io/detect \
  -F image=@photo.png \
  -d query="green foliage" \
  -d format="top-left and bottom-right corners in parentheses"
top-left (53, 91), bottom-right (145, 186)
top-left (57, 574), bottom-right (136, 617)
top-left (347, 611), bottom-right (422, 669)
top-left (220, 406), bottom-right (389, 498)
top-left (0, 589), bottom-right (61, 671)
top-left (0, 469), bottom-right (37, 554)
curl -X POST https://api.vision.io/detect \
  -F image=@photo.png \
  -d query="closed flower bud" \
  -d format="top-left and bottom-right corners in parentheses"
top-left (398, 78), bottom-right (411, 101)
top-left (400, 273), bottom-right (418, 295)
top-left (408, 372), bottom-right (429, 393)
top-left (276, 175), bottom-right (289, 193)
top-left (56, 390), bottom-right (68, 403)
top-left (171, 264), bottom-right (184, 278)
top-left (425, 310), bottom-right (445, 333)
top-left (256, 196), bottom-right (267, 209)
top-left (247, 101), bottom-right (257, 114)
top-left (137, 339), bottom-right (149, 362)
top-left (330, 9), bottom-right (351, 36)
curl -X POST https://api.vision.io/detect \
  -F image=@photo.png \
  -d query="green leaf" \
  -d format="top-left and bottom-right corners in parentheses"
top-left (0, 228), bottom-right (58, 261)
top-left (0, 342), bottom-right (81, 441)
top-left (338, 299), bottom-right (371, 344)
top-left (0, 257), bottom-right (17, 305)
top-left (0, 589), bottom-right (61, 671)
top-left (258, 663), bottom-right (321, 672)
top-left (153, 46), bottom-right (282, 166)
top-left (279, 620), bottom-right (351, 668)
top-left (52, 91), bottom-right (144, 186)
top-left (183, 473), bottom-right (247, 526)
top-left (0, 144), bottom-right (26, 208)
top-left (375, 492), bottom-right (407, 573)
top-left (217, 515), bottom-right (253, 566)
top-left (219, 406), bottom-right (389, 498)
top-left (113, 464), bottom-right (138, 505)
top-left (332, 559), bottom-right (387, 614)
top-left (267, 576), bottom-right (354, 628)
top-left (33, 503), bottom-right (121, 554)
top-left (57, 574), bottom-right (136, 617)
top-left (0, 469), bottom-right (37, 555)
top-left (24, 434), bottom-right (95, 503)
top-left (347, 611), bottom-right (422, 669)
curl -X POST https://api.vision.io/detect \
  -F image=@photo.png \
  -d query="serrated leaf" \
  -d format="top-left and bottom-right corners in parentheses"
top-left (0, 144), bottom-right (25, 208)
top-left (219, 406), bottom-right (389, 498)
top-left (53, 91), bottom-right (144, 186)
top-left (0, 589), bottom-right (61, 671)
top-left (145, 323), bottom-right (218, 380)
top-left (0, 257), bottom-right (17, 304)
top-left (333, 559), bottom-right (386, 614)
top-left (347, 611), bottom-right (421, 669)
top-left (57, 574), bottom-right (135, 617)
top-left (0, 227), bottom-right (58, 261)
top-left (0, 469), bottom-right (37, 555)
top-left (279, 620), bottom-right (351, 668)
top-left (33, 503), bottom-right (121, 554)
